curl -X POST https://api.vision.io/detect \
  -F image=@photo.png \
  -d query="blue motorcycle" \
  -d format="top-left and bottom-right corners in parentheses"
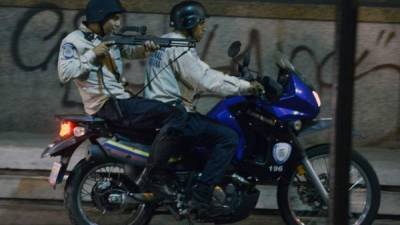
top-left (42, 41), bottom-right (380, 225)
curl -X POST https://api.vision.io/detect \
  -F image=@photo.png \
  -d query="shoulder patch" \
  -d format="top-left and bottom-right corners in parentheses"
top-left (62, 43), bottom-right (75, 59)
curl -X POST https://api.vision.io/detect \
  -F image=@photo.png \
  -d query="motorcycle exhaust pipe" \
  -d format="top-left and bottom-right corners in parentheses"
top-left (107, 192), bottom-right (152, 206)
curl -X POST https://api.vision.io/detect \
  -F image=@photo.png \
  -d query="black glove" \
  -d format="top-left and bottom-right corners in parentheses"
top-left (249, 81), bottom-right (265, 95)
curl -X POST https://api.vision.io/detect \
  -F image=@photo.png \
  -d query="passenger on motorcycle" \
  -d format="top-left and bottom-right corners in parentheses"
top-left (143, 0), bottom-right (264, 217)
top-left (57, 0), bottom-right (189, 186)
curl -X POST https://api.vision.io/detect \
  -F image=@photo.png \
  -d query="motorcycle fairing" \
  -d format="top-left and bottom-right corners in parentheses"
top-left (207, 96), bottom-right (247, 161)
top-left (262, 72), bottom-right (320, 121)
top-left (299, 118), bottom-right (333, 136)
top-left (204, 72), bottom-right (320, 176)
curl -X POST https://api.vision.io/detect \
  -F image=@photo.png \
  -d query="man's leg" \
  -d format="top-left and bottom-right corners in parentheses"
top-left (185, 114), bottom-right (238, 215)
top-left (116, 97), bottom-right (188, 135)
top-left (97, 98), bottom-right (188, 190)
top-left (195, 118), bottom-right (238, 185)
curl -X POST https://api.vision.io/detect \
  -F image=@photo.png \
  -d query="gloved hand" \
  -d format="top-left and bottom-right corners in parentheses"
top-left (248, 81), bottom-right (265, 95)
top-left (144, 40), bottom-right (160, 53)
top-left (93, 42), bottom-right (110, 57)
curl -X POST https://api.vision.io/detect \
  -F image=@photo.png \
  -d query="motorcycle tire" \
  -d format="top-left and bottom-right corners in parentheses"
top-left (64, 159), bottom-right (154, 225)
top-left (277, 144), bottom-right (380, 225)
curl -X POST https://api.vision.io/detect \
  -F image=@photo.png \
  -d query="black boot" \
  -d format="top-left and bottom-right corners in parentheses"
top-left (148, 168), bottom-right (176, 199)
top-left (191, 183), bottom-right (213, 210)
top-left (132, 167), bottom-right (175, 203)
top-left (190, 183), bottom-right (231, 219)
top-left (134, 133), bottom-right (183, 202)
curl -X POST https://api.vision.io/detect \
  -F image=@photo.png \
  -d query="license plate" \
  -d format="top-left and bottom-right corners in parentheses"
top-left (49, 162), bottom-right (62, 187)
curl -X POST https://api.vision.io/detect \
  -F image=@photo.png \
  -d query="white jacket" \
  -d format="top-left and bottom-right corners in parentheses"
top-left (144, 32), bottom-right (251, 110)
top-left (58, 23), bottom-right (145, 115)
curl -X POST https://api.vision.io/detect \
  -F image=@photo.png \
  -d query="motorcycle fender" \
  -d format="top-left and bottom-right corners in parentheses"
top-left (41, 136), bottom-right (86, 158)
top-left (299, 118), bottom-right (364, 139)
top-left (42, 137), bottom-right (86, 189)
top-left (87, 144), bottom-right (108, 161)
top-left (279, 143), bottom-right (330, 185)
top-left (299, 118), bottom-right (332, 136)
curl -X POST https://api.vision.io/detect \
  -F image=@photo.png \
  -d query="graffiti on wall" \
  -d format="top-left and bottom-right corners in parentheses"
top-left (289, 30), bottom-right (400, 95)
top-left (10, 3), bottom-right (86, 107)
top-left (287, 29), bottom-right (400, 144)
top-left (11, 4), bottom-right (400, 92)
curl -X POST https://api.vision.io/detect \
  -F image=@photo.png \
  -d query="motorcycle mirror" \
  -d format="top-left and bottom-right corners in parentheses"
top-left (228, 41), bottom-right (242, 58)
top-left (274, 51), bottom-right (295, 71)
top-left (243, 49), bottom-right (251, 67)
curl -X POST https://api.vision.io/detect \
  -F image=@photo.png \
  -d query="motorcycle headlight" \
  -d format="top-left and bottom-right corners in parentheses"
top-left (312, 91), bottom-right (321, 107)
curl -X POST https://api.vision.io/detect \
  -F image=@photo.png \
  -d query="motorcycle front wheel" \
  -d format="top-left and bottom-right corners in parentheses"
top-left (64, 159), bottom-right (154, 225)
top-left (277, 145), bottom-right (381, 225)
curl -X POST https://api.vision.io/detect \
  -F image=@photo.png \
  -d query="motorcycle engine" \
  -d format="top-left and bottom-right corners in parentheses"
top-left (212, 183), bottom-right (237, 207)
top-left (209, 175), bottom-right (260, 223)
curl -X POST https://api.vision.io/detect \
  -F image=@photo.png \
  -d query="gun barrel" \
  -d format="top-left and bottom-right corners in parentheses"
top-left (106, 35), bottom-right (196, 48)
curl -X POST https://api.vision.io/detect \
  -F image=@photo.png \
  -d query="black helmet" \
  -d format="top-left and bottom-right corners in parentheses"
top-left (86, 0), bottom-right (126, 23)
top-left (170, 1), bottom-right (208, 30)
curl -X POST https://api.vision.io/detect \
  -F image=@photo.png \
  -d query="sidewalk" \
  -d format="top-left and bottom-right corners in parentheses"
top-left (0, 131), bottom-right (399, 216)
top-left (1, 199), bottom-right (399, 225)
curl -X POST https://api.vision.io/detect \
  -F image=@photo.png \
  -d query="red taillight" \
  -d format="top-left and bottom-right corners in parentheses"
top-left (59, 121), bottom-right (75, 138)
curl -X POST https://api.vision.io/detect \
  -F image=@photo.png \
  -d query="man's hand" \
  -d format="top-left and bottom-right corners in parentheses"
top-left (143, 40), bottom-right (160, 53)
top-left (93, 42), bottom-right (110, 57)
top-left (249, 81), bottom-right (265, 95)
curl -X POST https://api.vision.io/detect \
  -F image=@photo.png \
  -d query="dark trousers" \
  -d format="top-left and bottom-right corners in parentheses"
top-left (97, 98), bottom-right (238, 186)
top-left (184, 113), bottom-right (238, 186)
top-left (96, 97), bottom-right (188, 170)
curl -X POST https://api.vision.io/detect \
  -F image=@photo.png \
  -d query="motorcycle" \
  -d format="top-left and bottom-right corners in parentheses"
top-left (42, 41), bottom-right (380, 225)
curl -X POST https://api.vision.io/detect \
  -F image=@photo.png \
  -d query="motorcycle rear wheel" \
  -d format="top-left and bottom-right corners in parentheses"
top-left (277, 145), bottom-right (380, 225)
top-left (64, 159), bottom-right (154, 225)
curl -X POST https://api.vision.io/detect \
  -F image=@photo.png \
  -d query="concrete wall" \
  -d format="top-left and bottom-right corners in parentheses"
top-left (0, 2), bottom-right (399, 146)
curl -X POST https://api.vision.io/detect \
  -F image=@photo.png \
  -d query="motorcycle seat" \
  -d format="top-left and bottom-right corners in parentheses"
top-left (55, 114), bottom-right (156, 145)
top-left (55, 114), bottom-right (105, 123)
top-left (110, 126), bottom-right (158, 145)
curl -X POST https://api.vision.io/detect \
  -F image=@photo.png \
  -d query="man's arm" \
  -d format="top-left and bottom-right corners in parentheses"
top-left (57, 42), bottom-right (97, 83)
top-left (120, 45), bottom-right (146, 60)
top-left (172, 48), bottom-right (252, 96)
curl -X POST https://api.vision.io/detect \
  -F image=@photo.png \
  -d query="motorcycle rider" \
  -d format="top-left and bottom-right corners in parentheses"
top-left (143, 0), bottom-right (264, 217)
top-left (58, 0), bottom-right (189, 189)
